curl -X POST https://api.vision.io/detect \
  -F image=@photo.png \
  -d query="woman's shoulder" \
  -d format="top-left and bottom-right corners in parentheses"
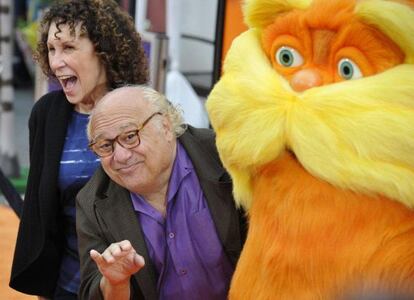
top-left (31, 90), bottom-right (69, 115)
top-left (34, 89), bottom-right (66, 107)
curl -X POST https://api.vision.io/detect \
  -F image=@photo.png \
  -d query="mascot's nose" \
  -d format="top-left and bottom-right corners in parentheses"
top-left (290, 69), bottom-right (322, 92)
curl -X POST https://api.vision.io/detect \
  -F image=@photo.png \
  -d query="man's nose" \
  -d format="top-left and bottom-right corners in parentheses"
top-left (112, 141), bottom-right (133, 161)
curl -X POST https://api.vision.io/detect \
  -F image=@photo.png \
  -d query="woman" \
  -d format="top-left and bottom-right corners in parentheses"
top-left (9, 1), bottom-right (148, 299)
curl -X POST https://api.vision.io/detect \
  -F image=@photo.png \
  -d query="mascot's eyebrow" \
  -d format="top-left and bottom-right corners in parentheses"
top-left (312, 30), bottom-right (336, 65)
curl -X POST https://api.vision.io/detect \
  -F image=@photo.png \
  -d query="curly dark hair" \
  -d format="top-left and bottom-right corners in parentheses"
top-left (35, 0), bottom-right (149, 88)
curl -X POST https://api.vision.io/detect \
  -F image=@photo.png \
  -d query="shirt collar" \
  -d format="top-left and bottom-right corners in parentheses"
top-left (130, 141), bottom-right (192, 213)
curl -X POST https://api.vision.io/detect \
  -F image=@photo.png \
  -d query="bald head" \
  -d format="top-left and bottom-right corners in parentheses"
top-left (88, 86), bottom-right (148, 140)
top-left (87, 85), bottom-right (186, 144)
top-left (94, 86), bottom-right (145, 115)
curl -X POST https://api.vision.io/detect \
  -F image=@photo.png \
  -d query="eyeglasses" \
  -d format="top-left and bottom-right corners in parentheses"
top-left (89, 112), bottom-right (162, 157)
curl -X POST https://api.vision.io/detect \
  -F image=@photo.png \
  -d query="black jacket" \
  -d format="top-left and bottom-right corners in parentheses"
top-left (10, 90), bottom-right (74, 297)
top-left (76, 126), bottom-right (247, 300)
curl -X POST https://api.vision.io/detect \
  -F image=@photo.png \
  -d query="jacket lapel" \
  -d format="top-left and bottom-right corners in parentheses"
top-left (179, 128), bottom-right (244, 266)
top-left (198, 178), bottom-right (244, 266)
top-left (94, 180), bottom-right (158, 300)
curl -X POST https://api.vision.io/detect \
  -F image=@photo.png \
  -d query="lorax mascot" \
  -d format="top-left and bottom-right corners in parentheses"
top-left (206, 0), bottom-right (414, 298)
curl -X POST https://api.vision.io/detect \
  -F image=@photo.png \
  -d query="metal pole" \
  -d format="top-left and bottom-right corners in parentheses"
top-left (0, 0), bottom-right (20, 178)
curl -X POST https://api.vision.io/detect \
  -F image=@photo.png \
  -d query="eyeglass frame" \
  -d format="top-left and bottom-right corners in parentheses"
top-left (88, 112), bottom-right (163, 157)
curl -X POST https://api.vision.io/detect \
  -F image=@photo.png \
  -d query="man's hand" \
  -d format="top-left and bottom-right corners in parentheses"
top-left (90, 240), bottom-right (145, 286)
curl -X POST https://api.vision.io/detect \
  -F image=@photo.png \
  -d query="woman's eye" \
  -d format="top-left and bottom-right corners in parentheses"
top-left (337, 58), bottom-right (363, 80)
top-left (275, 46), bottom-right (304, 67)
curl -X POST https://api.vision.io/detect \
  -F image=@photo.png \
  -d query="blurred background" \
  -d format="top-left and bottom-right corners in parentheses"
top-left (0, 0), bottom-right (246, 298)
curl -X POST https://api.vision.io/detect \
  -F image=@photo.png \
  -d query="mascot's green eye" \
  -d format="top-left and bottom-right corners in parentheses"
top-left (275, 46), bottom-right (303, 67)
top-left (338, 58), bottom-right (363, 80)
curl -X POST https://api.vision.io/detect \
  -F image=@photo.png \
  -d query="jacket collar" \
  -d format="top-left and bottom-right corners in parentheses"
top-left (178, 128), bottom-right (244, 265)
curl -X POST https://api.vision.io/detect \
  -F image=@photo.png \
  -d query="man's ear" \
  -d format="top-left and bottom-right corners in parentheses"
top-left (162, 116), bottom-right (174, 141)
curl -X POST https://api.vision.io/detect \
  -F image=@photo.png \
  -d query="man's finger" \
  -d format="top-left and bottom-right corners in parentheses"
top-left (90, 249), bottom-right (106, 266)
top-left (101, 249), bottom-right (116, 263)
top-left (108, 242), bottom-right (123, 255)
top-left (119, 240), bottom-right (132, 251)
top-left (134, 253), bottom-right (145, 268)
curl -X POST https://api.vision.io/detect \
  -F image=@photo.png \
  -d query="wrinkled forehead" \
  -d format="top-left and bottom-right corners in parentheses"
top-left (92, 121), bottom-right (139, 142)
top-left (90, 107), bottom-right (139, 136)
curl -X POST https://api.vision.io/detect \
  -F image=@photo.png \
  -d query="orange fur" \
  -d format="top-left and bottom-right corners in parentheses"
top-left (230, 152), bottom-right (414, 299)
top-left (261, 0), bottom-right (405, 84)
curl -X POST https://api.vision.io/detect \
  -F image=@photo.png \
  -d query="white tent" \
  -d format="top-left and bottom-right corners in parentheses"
top-left (165, 0), bottom-right (209, 128)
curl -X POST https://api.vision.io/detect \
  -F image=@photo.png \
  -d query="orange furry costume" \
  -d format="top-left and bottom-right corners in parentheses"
top-left (206, 0), bottom-right (414, 298)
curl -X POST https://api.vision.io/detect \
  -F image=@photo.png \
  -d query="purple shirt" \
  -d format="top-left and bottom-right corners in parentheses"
top-left (130, 142), bottom-right (233, 299)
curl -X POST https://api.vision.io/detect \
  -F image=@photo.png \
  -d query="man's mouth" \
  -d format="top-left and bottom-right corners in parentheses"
top-left (116, 161), bottom-right (141, 172)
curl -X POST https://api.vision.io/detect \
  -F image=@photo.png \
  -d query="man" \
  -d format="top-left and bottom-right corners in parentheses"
top-left (76, 86), bottom-right (247, 300)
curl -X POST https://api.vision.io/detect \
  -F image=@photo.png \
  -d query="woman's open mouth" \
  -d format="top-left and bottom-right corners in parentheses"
top-left (57, 75), bottom-right (78, 93)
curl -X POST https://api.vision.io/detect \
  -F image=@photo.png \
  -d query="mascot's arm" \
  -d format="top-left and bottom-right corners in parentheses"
top-left (207, 30), bottom-right (290, 210)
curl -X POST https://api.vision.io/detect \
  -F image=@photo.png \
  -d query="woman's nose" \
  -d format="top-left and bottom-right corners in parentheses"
top-left (49, 52), bottom-right (66, 71)
top-left (290, 69), bottom-right (323, 92)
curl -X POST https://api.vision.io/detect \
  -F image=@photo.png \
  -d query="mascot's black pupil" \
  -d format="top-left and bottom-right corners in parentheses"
top-left (282, 54), bottom-right (291, 63)
top-left (343, 65), bottom-right (351, 75)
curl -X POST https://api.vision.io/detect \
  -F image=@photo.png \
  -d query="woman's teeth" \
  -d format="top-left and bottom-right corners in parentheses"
top-left (58, 75), bottom-right (77, 89)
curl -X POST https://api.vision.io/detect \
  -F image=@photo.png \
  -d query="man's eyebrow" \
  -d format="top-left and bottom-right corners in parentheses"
top-left (92, 123), bottom-right (138, 141)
